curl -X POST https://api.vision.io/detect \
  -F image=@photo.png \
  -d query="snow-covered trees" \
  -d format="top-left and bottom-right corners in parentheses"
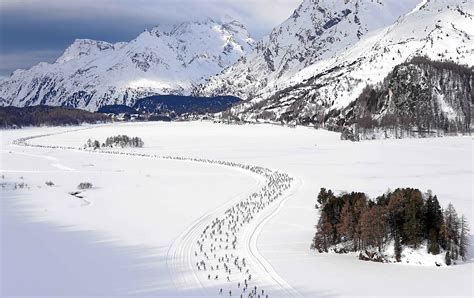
top-left (84, 135), bottom-right (144, 149)
top-left (104, 135), bottom-right (144, 148)
top-left (312, 188), bottom-right (469, 265)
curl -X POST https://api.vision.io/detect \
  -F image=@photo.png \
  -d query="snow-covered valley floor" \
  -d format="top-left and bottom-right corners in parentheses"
top-left (1, 122), bottom-right (472, 297)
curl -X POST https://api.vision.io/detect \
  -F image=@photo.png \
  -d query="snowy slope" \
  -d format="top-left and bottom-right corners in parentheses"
top-left (2, 122), bottom-right (472, 296)
top-left (0, 18), bottom-right (254, 111)
top-left (199, 0), bottom-right (473, 125)
top-left (198, 0), bottom-right (422, 99)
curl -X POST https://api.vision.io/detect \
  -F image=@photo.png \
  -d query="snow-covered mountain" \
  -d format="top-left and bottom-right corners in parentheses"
top-left (199, 0), bottom-right (473, 126)
top-left (198, 0), bottom-right (422, 99)
top-left (0, 18), bottom-right (254, 111)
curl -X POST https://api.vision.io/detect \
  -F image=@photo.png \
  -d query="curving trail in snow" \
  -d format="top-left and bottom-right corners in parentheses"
top-left (12, 127), bottom-right (301, 297)
top-left (166, 168), bottom-right (267, 294)
top-left (244, 177), bottom-right (303, 297)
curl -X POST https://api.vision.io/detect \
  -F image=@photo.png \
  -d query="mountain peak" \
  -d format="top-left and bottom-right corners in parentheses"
top-left (148, 16), bottom-right (250, 39)
top-left (198, 0), bottom-right (422, 100)
top-left (199, 0), bottom-right (473, 125)
top-left (0, 17), bottom-right (255, 110)
top-left (56, 38), bottom-right (118, 64)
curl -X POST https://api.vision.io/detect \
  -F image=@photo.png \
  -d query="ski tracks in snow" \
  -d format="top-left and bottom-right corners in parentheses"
top-left (244, 178), bottom-right (303, 297)
top-left (12, 127), bottom-right (302, 297)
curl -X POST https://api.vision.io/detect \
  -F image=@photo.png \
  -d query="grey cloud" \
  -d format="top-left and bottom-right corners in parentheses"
top-left (0, 0), bottom-right (300, 76)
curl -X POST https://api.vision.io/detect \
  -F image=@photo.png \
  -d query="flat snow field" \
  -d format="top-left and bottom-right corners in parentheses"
top-left (1, 122), bottom-right (472, 297)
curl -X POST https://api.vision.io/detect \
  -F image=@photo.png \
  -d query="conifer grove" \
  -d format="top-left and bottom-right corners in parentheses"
top-left (312, 188), bottom-right (469, 265)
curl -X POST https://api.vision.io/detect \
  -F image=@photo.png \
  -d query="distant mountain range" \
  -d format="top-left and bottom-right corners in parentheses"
top-left (1, 0), bottom-right (472, 134)
top-left (0, 17), bottom-right (253, 110)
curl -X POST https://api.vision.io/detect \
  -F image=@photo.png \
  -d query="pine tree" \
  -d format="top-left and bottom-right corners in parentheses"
top-left (459, 215), bottom-right (470, 261)
top-left (337, 200), bottom-right (355, 244)
top-left (387, 189), bottom-right (406, 240)
top-left (317, 188), bottom-right (331, 205)
top-left (425, 194), bottom-right (443, 254)
top-left (428, 230), bottom-right (440, 255)
top-left (359, 208), bottom-right (370, 250)
top-left (370, 205), bottom-right (387, 252)
top-left (359, 206), bottom-right (387, 252)
top-left (402, 190), bottom-right (424, 248)
top-left (394, 232), bottom-right (402, 262)
top-left (442, 203), bottom-right (459, 262)
top-left (312, 212), bottom-right (333, 252)
top-left (352, 194), bottom-right (368, 250)
top-left (445, 250), bottom-right (452, 266)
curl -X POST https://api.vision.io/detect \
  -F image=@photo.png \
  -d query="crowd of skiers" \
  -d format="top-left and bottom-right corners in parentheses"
top-left (15, 131), bottom-right (294, 297)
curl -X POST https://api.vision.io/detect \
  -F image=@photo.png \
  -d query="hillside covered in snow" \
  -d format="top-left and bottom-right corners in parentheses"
top-left (0, 18), bottom-right (254, 111)
top-left (198, 0), bottom-right (422, 99)
top-left (199, 0), bottom-right (473, 129)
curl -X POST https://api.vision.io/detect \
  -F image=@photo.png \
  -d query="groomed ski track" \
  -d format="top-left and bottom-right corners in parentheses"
top-left (12, 126), bottom-right (302, 297)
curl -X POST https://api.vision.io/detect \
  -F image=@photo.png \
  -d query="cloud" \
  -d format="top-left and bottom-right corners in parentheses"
top-left (0, 0), bottom-right (301, 76)
top-left (0, 50), bottom-right (63, 77)
top-left (0, 0), bottom-right (300, 30)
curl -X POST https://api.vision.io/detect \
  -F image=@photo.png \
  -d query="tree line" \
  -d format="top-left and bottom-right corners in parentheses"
top-left (0, 106), bottom-right (109, 128)
top-left (311, 188), bottom-right (469, 265)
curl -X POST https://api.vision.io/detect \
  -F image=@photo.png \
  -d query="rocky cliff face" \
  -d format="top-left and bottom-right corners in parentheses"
top-left (339, 57), bottom-right (473, 140)
top-left (0, 18), bottom-right (254, 111)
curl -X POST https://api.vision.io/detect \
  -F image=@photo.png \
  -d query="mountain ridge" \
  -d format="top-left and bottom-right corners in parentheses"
top-left (197, 0), bottom-right (423, 99)
top-left (0, 17), bottom-right (254, 111)
top-left (205, 0), bottom-right (473, 128)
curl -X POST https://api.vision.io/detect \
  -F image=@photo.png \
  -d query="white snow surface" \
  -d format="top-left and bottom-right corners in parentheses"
top-left (1, 122), bottom-right (472, 297)
top-left (0, 18), bottom-right (254, 111)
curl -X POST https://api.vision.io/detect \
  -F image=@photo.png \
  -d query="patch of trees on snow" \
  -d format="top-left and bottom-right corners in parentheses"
top-left (312, 188), bottom-right (469, 266)
top-left (77, 182), bottom-right (93, 190)
top-left (84, 135), bottom-right (144, 149)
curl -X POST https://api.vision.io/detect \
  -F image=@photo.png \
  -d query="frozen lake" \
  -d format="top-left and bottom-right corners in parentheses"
top-left (1, 122), bottom-right (472, 296)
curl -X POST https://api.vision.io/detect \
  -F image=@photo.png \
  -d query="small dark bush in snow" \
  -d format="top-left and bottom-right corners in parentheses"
top-left (78, 182), bottom-right (93, 190)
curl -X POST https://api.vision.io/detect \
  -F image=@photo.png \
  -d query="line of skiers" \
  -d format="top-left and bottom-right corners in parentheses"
top-left (193, 166), bottom-right (292, 297)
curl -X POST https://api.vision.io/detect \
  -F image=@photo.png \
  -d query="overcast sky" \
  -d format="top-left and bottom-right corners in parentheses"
top-left (0, 0), bottom-right (301, 77)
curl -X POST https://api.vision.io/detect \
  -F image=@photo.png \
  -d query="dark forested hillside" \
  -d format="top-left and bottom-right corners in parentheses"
top-left (339, 57), bottom-right (473, 140)
top-left (98, 95), bottom-right (241, 120)
top-left (133, 95), bottom-right (241, 115)
top-left (0, 106), bottom-right (109, 128)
